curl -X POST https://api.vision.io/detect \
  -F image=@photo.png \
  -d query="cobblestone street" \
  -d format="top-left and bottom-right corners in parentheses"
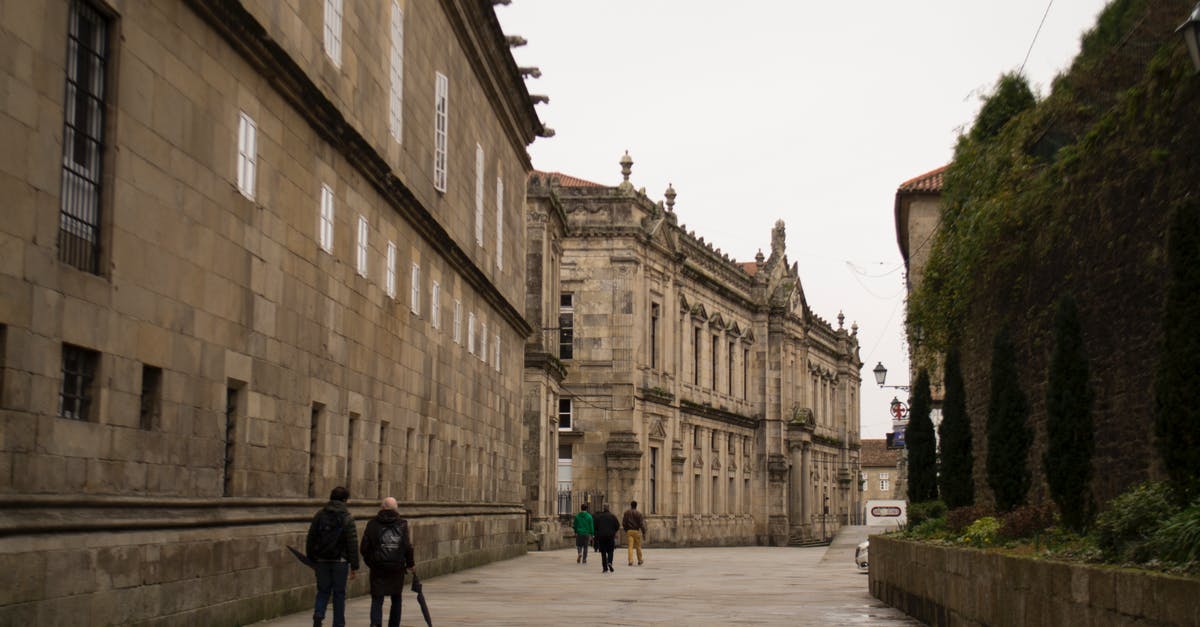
top-left (255, 526), bottom-right (918, 626)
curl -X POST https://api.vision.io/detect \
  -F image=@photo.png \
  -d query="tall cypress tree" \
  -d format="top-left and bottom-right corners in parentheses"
top-left (987, 327), bottom-right (1032, 512)
top-left (906, 369), bottom-right (938, 503)
top-left (1045, 296), bottom-right (1094, 531)
top-left (938, 347), bottom-right (974, 508)
top-left (1155, 201), bottom-right (1200, 503)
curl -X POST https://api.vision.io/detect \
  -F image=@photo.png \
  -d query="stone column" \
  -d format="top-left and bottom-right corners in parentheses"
top-left (605, 430), bottom-right (643, 508)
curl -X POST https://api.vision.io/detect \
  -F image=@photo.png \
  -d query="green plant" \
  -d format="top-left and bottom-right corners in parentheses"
top-left (1044, 295), bottom-right (1095, 531)
top-left (986, 328), bottom-right (1032, 512)
top-left (906, 369), bottom-right (938, 503)
top-left (1093, 482), bottom-right (1179, 563)
top-left (946, 505), bottom-right (992, 534)
top-left (961, 516), bottom-right (1002, 547)
top-left (999, 503), bottom-right (1057, 541)
top-left (907, 500), bottom-right (947, 528)
top-left (908, 517), bottom-right (949, 539)
top-left (1147, 503), bottom-right (1200, 567)
top-left (1154, 199), bottom-right (1200, 504)
top-left (938, 347), bottom-right (974, 508)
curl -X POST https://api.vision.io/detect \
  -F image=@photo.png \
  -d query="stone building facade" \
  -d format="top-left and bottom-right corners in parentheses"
top-left (860, 438), bottom-right (902, 506)
top-left (524, 157), bottom-right (863, 547)
top-left (0, 0), bottom-right (542, 624)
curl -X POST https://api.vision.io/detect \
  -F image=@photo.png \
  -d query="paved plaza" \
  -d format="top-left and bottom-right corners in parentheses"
top-left (255, 526), bottom-right (918, 626)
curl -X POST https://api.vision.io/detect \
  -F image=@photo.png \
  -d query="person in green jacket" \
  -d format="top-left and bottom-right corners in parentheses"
top-left (573, 503), bottom-right (594, 564)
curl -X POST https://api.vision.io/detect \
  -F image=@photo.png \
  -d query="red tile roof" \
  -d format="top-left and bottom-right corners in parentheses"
top-left (860, 439), bottom-right (900, 467)
top-left (739, 262), bottom-right (760, 276)
top-left (532, 170), bottom-right (605, 188)
top-left (897, 165), bottom-right (948, 193)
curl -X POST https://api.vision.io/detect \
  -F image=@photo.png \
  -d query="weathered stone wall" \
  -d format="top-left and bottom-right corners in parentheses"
top-left (870, 535), bottom-right (1200, 626)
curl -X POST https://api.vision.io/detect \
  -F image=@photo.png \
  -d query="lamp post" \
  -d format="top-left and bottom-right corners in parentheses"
top-left (872, 362), bottom-right (910, 391)
top-left (1179, 3), bottom-right (1200, 73)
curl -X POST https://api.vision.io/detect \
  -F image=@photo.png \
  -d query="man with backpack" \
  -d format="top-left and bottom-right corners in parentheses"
top-left (306, 486), bottom-right (359, 627)
top-left (359, 496), bottom-right (414, 627)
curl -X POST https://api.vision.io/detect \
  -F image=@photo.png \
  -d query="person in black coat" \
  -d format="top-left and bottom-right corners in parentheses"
top-left (306, 486), bottom-right (359, 627)
top-left (592, 503), bottom-right (621, 573)
top-left (359, 497), bottom-right (414, 627)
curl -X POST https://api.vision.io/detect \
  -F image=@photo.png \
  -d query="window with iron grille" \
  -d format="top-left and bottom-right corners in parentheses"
top-left (60, 344), bottom-right (99, 421)
top-left (495, 175), bottom-right (504, 270)
top-left (388, 1), bottom-right (403, 142)
top-left (323, 0), bottom-right (342, 68)
top-left (59, 0), bottom-right (110, 274)
top-left (433, 72), bottom-right (448, 192)
top-left (139, 365), bottom-right (162, 430)
top-left (474, 144), bottom-right (484, 243)
top-left (236, 112), bottom-right (256, 200)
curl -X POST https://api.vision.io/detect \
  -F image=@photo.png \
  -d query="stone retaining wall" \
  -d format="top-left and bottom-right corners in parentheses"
top-left (0, 497), bottom-right (525, 626)
top-left (869, 535), bottom-right (1200, 626)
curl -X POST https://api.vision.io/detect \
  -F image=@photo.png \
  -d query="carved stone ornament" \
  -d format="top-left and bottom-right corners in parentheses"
top-left (648, 418), bottom-right (667, 440)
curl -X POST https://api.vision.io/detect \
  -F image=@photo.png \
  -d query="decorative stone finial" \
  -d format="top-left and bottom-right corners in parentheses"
top-left (619, 151), bottom-right (634, 190)
top-left (664, 183), bottom-right (676, 212)
top-left (755, 249), bottom-right (765, 265)
top-left (771, 220), bottom-right (786, 257)
top-left (837, 310), bottom-right (845, 329)
top-left (851, 321), bottom-right (859, 336)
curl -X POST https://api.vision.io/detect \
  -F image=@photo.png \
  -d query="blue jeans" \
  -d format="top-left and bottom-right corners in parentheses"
top-left (313, 562), bottom-right (350, 627)
top-left (370, 593), bottom-right (402, 627)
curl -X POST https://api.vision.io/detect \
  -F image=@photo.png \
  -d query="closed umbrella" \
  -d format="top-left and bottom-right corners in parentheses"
top-left (410, 572), bottom-right (432, 627)
top-left (286, 546), bottom-right (316, 569)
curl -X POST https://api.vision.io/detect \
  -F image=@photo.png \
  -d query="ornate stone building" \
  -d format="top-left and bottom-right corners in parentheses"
top-left (0, 0), bottom-right (543, 624)
top-left (524, 156), bottom-right (863, 547)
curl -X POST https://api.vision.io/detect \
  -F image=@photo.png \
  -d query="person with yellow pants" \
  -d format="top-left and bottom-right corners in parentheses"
top-left (621, 501), bottom-right (646, 566)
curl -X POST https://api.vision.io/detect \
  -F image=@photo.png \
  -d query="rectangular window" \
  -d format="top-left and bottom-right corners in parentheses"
top-left (496, 175), bottom-right (504, 270)
top-left (454, 300), bottom-right (462, 344)
top-left (355, 215), bottom-right (368, 277)
top-left (558, 398), bottom-right (572, 430)
top-left (493, 334), bottom-right (501, 371)
top-left (743, 349), bottom-right (749, 399)
top-left (378, 421), bottom-right (390, 498)
top-left (468, 312), bottom-right (476, 354)
top-left (139, 365), bottom-right (162, 430)
top-left (385, 241), bottom-right (397, 298)
top-left (711, 430), bottom-right (720, 451)
top-left (474, 144), bottom-right (484, 244)
top-left (223, 385), bottom-right (240, 496)
top-left (711, 334), bottom-right (719, 390)
top-left (557, 444), bottom-right (573, 515)
top-left (559, 293), bottom-right (574, 360)
top-left (711, 476), bottom-right (718, 513)
top-left (480, 321), bottom-right (488, 361)
top-left (431, 281), bottom-right (441, 329)
top-left (347, 413), bottom-right (360, 488)
top-left (323, 0), bottom-right (342, 67)
top-left (308, 402), bottom-right (323, 497)
top-left (729, 477), bottom-right (736, 514)
top-left (694, 474), bottom-right (703, 513)
top-left (410, 263), bottom-right (420, 315)
top-left (650, 303), bottom-right (660, 369)
top-left (649, 446), bottom-right (658, 514)
top-left (319, 184), bottom-right (334, 253)
top-left (693, 328), bottom-right (701, 386)
top-left (881, 479), bottom-right (890, 492)
top-left (236, 112), bottom-right (256, 200)
top-left (433, 72), bottom-right (449, 192)
top-left (58, 0), bottom-right (110, 274)
top-left (388, 1), bottom-right (404, 142)
top-left (728, 341), bottom-right (735, 395)
top-left (59, 344), bottom-right (98, 421)
top-left (693, 426), bottom-right (701, 448)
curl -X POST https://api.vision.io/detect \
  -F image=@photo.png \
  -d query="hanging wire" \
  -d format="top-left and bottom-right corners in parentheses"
top-left (1020, 0), bottom-right (1055, 75)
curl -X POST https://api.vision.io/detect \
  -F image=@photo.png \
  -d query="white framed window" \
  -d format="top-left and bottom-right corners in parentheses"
top-left (480, 321), bottom-right (488, 361)
top-left (319, 184), bottom-right (334, 253)
top-left (236, 112), bottom-right (256, 200)
top-left (385, 241), bottom-right (397, 298)
top-left (433, 72), bottom-right (448, 192)
top-left (495, 175), bottom-right (504, 269)
top-left (323, 0), bottom-right (343, 68)
top-left (558, 398), bottom-right (572, 430)
top-left (431, 281), bottom-right (441, 329)
top-left (493, 334), bottom-right (501, 371)
top-left (880, 472), bottom-right (890, 492)
top-left (467, 312), bottom-right (476, 354)
top-left (410, 263), bottom-right (420, 315)
top-left (388, 1), bottom-right (404, 142)
top-left (474, 144), bottom-right (484, 245)
top-left (453, 300), bottom-right (462, 344)
top-left (355, 215), bottom-right (368, 277)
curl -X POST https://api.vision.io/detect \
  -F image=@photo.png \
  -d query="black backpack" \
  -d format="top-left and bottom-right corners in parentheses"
top-left (373, 521), bottom-right (409, 568)
top-left (311, 510), bottom-right (345, 560)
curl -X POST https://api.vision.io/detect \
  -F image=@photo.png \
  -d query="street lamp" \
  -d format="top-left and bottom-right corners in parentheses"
top-left (872, 362), bottom-right (910, 391)
top-left (1179, 3), bottom-right (1200, 73)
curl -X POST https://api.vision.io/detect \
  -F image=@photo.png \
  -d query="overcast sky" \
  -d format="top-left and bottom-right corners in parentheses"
top-left (497, 0), bottom-right (1113, 438)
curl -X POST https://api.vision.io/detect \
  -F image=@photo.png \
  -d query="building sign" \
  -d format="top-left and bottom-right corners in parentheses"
top-left (870, 506), bottom-right (903, 518)
top-left (886, 429), bottom-right (906, 449)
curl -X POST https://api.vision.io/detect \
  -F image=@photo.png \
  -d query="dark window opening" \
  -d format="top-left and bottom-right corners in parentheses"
top-left (223, 385), bottom-right (240, 496)
top-left (559, 293), bottom-right (574, 360)
top-left (138, 365), bottom-right (161, 430)
top-left (650, 303), bottom-right (660, 369)
top-left (59, 344), bottom-right (98, 421)
top-left (558, 397), bottom-right (573, 430)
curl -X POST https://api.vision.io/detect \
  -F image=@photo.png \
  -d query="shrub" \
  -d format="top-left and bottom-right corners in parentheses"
top-left (907, 369), bottom-right (938, 503)
top-left (939, 347), bottom-right (974, 508)
top-left (1094, 482), bottom-right (1179, 562)
top-left (907, 500), bottom-right (947, 528)
top-left (962, 516), bottom-right (1002, 547)
top-left (1044, 295), bottom-right (1095, 531)
top-left (909, 517), bottom-right (949, 539)
top-left (1147, 503), bottom-right (1200, 567)
top-left (999, 503), bottom-right (1057, 541)
top-left (946, 505), bottom-right (992, 534)
top-left (986, 328), bottom-right (1032, 512)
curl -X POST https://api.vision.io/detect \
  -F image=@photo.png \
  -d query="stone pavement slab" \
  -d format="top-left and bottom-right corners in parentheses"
top-left (253, 526), bottom-right (918, 626)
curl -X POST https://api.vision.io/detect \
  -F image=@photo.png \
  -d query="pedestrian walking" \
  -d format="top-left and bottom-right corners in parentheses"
top-left (622, 500), bottom-right (646, 566)
top-left (592, 503), bottom-right (621, 573)
top-left (573, 503), bottom-right (594, 563)
top-left (359, 496), bottom-right (415, 627)
top-left (305, 486), bottom-right (359, 627)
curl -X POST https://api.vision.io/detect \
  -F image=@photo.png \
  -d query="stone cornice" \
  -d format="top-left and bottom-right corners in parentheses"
top-left (524, 350), bottom-right (567, 382)
top-left (184, 0), bottom-right (532, 338)
top-left (679, 400), bottom-right (759, 430)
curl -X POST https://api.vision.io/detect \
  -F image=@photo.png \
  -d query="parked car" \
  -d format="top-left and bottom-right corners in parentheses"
top-left (855, 540), bottom-right (869, 570)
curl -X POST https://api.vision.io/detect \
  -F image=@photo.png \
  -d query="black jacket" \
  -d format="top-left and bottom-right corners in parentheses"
top-left (360, 508), bottom-right (414, 596)
top-left (593, 510), bottom-right (621, 539)
top-left (305, 500), bottom-right (360, 570)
